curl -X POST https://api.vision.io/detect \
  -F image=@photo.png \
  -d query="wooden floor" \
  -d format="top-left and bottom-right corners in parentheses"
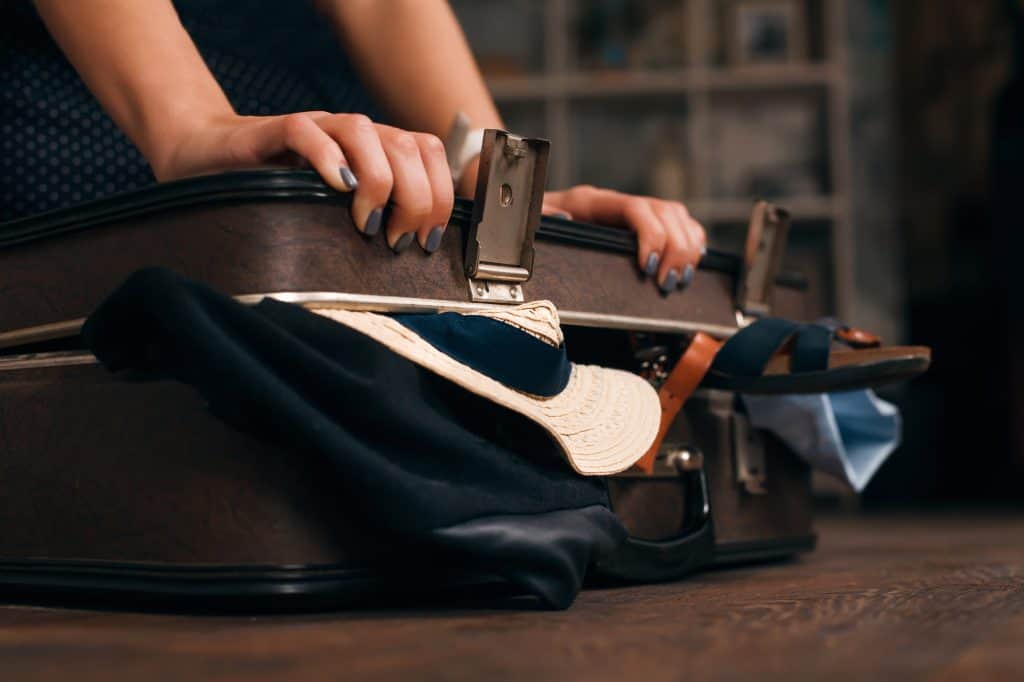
top-left (1, 512), bottom-right (1023, 681)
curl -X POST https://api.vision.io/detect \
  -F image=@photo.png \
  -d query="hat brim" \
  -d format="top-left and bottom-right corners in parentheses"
top-left (309, 308), bottom-right (660, 476)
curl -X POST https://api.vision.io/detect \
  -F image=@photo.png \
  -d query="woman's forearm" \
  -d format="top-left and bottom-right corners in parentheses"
top-left (322, 0), bottom-right (503, 193)
top-left (33, 0), bottom-right (234, 176)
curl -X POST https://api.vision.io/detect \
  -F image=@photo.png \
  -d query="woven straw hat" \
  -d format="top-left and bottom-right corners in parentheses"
top-left (310, 300), bottom-right (660, 476)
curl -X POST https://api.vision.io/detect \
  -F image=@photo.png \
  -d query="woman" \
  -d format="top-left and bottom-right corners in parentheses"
top-left (1, 0), bottom-right (705, 293)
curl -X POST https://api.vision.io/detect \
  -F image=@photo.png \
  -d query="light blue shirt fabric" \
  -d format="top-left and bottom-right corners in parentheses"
top-left (741, 390), bottom-right (901, 492)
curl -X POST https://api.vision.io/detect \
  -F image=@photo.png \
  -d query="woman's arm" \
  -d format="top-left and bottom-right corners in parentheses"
top-left (319, 0), bottom-right (502, 138)
top-left (32, 0), bottom-right (233, 177)
top-left (33, 0), bottom-right (455, 252)
top-left (322, 0), bottom-right (706, 291)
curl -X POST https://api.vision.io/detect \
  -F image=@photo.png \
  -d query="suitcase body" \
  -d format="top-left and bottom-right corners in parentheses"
top-left (0, 164), bottom-right (815, 604)
top-left (0, 355), bottom-right (813, 602)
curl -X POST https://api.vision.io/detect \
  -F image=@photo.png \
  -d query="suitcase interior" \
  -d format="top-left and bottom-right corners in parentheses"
top-left (0, 170), bottom-right (816, 604)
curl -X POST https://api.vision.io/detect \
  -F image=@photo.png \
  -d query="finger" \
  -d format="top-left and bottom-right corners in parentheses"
top-left (413, 132), bottom-right (454, 254)
top-left (542, 204), bottom-right (572, 220)
top-left (670, 203), bottom-right (705, 288)
top-left (676, 203), bottom-right (707, 257)
top-left (622, 197), bottom-right (667, 279)
top-left (315, 113), bottom-right (393, 235)
top-left (653, 202), bottom-right (691, 293)
top-left (561, 184), bottom-right (633, 224)
top-left (274, 113), bottom-right (355, 193)
top-left (376, 125), bottom-right (434, 252)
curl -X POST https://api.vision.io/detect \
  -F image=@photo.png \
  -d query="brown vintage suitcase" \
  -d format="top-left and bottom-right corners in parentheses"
top-left (0, 135), bottom-right (815, 604)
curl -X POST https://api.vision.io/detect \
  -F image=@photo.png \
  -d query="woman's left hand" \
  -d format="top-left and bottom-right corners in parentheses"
top-left (542, 185), bottom-right (706, 295)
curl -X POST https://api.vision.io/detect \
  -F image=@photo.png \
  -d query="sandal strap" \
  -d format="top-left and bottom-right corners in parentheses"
top-left (791, 323), bottom-right (833, 372)
top-left (712, 317), bottom-right (873, 377)
top-left (710, 317), bottom-right (801, 377)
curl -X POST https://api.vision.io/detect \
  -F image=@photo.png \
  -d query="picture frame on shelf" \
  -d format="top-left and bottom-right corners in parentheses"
top-left (727, 0), bottom-right (808, 66)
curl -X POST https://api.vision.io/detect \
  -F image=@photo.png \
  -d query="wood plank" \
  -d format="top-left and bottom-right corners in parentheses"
top-left (0, 513), bottom-right (1021, 681)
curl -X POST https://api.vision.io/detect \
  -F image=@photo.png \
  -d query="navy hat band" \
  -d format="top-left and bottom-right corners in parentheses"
top-left (391, 312), bottom-right (572, 397)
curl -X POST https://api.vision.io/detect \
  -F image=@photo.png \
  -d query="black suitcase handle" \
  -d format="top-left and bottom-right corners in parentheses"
top-left (591, 456), bottom-right (715, 583)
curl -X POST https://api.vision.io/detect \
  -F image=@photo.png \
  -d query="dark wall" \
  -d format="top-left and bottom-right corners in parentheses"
top-left (866, 0), bottom-right (1023, 503)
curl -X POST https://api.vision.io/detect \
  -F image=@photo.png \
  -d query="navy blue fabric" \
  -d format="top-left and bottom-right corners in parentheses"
top-left (711, 317), bottom-right (842, 377)
top-left (392, 312), bottom-right (571, 397)
top-left (711, 317), bottom-right (800, 376)
top-left (791, 324), bottom-right (833, 373)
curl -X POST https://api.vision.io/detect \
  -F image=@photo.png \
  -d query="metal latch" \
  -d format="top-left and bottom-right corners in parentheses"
top-left (730, 409), bottom-right (768, 495)
top-left (735, 201), bottom-right (791, 326)
top-left (614, 443), bottom-right (705, 478)
top-left (465, 129), bottom-right (550, 304)
top-left (707, 389), bottom-right (767, 495)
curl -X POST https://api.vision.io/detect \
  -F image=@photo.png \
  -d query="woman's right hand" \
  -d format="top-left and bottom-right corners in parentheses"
top-left (155, 112), bottom-right (455, 254)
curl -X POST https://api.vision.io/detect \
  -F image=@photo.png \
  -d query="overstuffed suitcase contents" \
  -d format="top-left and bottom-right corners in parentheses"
top-left (0, 130), bottom-right (931, 609)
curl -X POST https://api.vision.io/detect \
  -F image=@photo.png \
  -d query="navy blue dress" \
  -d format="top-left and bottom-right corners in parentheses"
top-left (0, 0), bottom-right (381, 222)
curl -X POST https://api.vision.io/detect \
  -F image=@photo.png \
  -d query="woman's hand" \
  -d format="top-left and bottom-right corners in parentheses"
top-left (156, 112), bottom-right (455, 254)
top-left (543, 186), bottom-right (706, 294)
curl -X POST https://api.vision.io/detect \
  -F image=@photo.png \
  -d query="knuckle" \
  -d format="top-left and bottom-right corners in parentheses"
top-left (344, 113), bottom-right (375, 134)
top-left (281, 113), bottom-right (310, 139)
top-left (568, 184), bottom-right (597, 201)
top-left (665, 226), bottom-right (687, 249)
top-left (624, 196), bottom-right (650, 218)
top-left (392, 133), bottom-right (420, 156)
top-left (418, 133), bottom-right (446, 156)
top-left (638, 223), bottom-right (667, 247)
top-left (360, 167), bottom-right (394, 196)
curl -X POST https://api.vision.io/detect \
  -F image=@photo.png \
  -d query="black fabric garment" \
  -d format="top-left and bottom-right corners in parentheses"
top-left (81, 268), bottom-right (627, 608)
top-left (0, 0), bottom-right (381, 221)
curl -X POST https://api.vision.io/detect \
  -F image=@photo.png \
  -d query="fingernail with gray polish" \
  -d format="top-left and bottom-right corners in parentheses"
top-left (681, 264), bottom-right (695, 288)
top-left (363, 208), bottom-right (383, 236)
top-left (700, 244), bottom-right (707, 257)
top-left (660, 268), bottom-right (680, 294)
top-left (424, 226), bottom-right (445, 254)
top-left (644, 252), bottom-right (659, 276)
top-left (550, 211), bottom-right (571, 219)
top-left (339, 167), bottom-right (358, 191)
top-left (392, 232), bottom-right (414, 254)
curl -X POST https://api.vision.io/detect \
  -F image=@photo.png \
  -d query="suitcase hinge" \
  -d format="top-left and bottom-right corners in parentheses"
top-left (465, 129), bottom-right (550, 304)
top-left (735, 201), bottom-right (791, 327)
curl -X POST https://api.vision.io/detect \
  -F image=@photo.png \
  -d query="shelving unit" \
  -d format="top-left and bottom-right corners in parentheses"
top-left (455, 0), bottom-right (852, 318)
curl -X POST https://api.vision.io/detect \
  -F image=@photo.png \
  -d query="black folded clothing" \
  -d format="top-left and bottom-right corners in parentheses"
top-left (81, 268), bottom-right (627, 609)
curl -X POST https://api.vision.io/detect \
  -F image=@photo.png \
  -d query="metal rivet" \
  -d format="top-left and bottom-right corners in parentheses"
top-left (476, 284), bottom-right (485, 295)
top-left (499, 183), bottom-right (513, 207)
top-left (509, 286), bottom-right (519, 297)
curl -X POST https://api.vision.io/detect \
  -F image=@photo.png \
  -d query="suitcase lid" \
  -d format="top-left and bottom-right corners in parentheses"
top-left (0, 134), bottom-right (807, 348)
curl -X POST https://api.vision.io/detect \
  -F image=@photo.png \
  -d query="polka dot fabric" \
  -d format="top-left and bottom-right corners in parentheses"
top-left (0, 0), bottom-right (381, 223)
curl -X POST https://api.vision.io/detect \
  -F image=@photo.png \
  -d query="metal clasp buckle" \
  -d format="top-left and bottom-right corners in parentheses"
top-left (465, 129), bottom-right (550, 304)
top-left (736, 200), bottom-right (791, 322)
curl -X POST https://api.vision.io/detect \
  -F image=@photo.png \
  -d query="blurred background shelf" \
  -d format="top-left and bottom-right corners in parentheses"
top-left (453, 0), bottom-right (859, 326)
top-left (488, 63), bottom-right (836, 100)
top-left (693, 195), bottom-right (840, 223)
